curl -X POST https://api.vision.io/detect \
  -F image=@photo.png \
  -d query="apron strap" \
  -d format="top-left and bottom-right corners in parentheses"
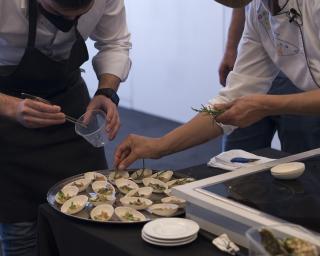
top-left (27, 0), bottom-right (38, 48)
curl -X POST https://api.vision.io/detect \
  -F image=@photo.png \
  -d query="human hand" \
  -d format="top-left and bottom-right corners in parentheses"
top-left (114, 134), bottom-right (161, 170)
top-left (87, 95), bottom-right (120, 140)
top-left (218, 49), bottom-right (237, 86)
top-left (214, 94), bottom-right (271, 127)
top-left (12, 97), bottom-right (65, 128)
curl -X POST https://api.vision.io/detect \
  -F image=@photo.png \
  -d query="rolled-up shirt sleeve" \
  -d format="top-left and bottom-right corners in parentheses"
top-left (209, 3), bottom-right (279, 134)
top-left (90, 0), bottom-right (132, 81)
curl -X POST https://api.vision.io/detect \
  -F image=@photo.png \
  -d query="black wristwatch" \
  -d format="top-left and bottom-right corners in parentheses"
top-left (94, 88), bottom-right (120, 106)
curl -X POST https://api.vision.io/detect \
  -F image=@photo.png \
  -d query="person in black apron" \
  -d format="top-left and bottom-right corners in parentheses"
top-left (0, 0), bottom-right (121, 255)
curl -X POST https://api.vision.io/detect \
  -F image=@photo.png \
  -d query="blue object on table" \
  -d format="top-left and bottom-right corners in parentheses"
top-left (230, 157), bottom-right (260, 163)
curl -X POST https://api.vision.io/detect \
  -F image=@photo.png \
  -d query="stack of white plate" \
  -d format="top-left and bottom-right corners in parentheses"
top-left (141, 218), bottom-right (200, 246)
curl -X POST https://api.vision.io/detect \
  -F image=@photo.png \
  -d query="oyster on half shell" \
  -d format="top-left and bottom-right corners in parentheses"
top-left (108, 171), bottom-right (129, 184)
top-left (150, 170), bottom-right (173, 182)
top-left (55, 185), bottom-right (79, 205)
top-left (125, 187), bottom-right (153, 199)
top-left (115, 206), bottom-right (146, 222)
top-left (84, 171), bottom-right (107, 183)
top-left (142, 178), bottom-right (168, 193)
top-left (115, 178), bottom-right (139, 194)
top-left (120, 196), bottom-right (153, 210)
top-left (130, 169), bottom-right (153, 183)
top-left (148, 203), bottom-right (178, 217)
top-left (64, 178), bottom-right (90, 192)
top-left (90, 204), bottom-right (114, 222)
top-left (161, 196), bottom-right (186, 208)
top-left (61, 195), bottom-right (88, 215)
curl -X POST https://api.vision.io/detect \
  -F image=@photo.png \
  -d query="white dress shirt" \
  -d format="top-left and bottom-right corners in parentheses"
top-left (0, 0), bottom-right (131, 81)
top-left (209, 0), bottom-right (320, 134)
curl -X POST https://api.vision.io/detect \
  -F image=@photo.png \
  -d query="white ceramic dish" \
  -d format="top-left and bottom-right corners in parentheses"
top-left (271, 162), bottom-right (305, 180)
top-left (141, 232), bottom-right (197, 246)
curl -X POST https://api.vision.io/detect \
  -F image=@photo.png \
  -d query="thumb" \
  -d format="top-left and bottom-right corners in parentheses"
top-left (118, 153), bottom-right (138, 170)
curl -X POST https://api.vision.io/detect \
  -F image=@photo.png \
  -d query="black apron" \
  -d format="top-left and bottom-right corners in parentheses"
top-left (0, 0), bottom-right (107, 222)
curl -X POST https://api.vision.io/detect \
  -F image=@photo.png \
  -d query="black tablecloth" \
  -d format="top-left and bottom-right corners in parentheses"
top-left (37, 148), bottom-right (287, 256)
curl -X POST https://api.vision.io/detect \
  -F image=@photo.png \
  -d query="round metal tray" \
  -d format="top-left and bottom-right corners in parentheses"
top-left (47, 169), bottom-right (188, 224)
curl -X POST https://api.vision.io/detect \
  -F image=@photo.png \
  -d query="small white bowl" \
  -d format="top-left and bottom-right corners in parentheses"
top-left (271, 162), bottom-right (305, 180)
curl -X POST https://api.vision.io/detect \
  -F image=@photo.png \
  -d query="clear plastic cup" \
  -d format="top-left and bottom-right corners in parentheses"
top-left (75, 109), bottom-right (107, 148)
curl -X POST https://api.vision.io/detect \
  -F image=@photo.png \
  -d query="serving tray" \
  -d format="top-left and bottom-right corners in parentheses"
top-left (47, 169), bottom-right (192, 224)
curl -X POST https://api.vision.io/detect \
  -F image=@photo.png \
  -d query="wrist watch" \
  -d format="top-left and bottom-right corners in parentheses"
top-left (94, 88), bottom-right (120, 106)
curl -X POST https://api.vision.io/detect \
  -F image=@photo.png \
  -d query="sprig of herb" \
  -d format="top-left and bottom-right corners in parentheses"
top-left (192, 105), bottom-right (225, 116)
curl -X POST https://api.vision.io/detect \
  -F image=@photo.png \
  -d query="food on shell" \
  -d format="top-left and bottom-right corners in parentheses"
top-left (130, 169), bottom-right (153, 183)
top-left (84, 171), bottom-right (107, 183)
top-left (120, 196), bottom-right (153, 210)
top-left (148, 203), bottom-right (178, 216)
top-left (61, 195), bottom-right (88, 215)
top-left (115, 178), bottom-right (139, 194)
top-left (150, 170), bottom-right (173, 182)
top-left (115, 206), bottom-right (146, 222)
top-left (90, 204), bottom-right (114, 222)
top-left (55, 185), bottom-right (79, 205)
top-left (143, 178), bottom-right (168, 193)
top-left (161, 196), bottom-right (186, 208)
top-left (125, 187), bottom-right (153, 199)
top-left (64, 178), bottom-right (90, 192)
top-left (91, 180), bottom-right (115, 196)
top-left (108, 170), bottom-right (129, 184)
top-left (167, 177), bottom-right (195, 188)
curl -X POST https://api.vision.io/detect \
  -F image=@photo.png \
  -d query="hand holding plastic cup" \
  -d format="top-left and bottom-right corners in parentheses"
top-left (75, 109), bottom-right (108, 148)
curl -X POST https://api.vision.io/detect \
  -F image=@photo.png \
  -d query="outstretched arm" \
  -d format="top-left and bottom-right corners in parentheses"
top-left (114, 113), bottom-right (223, 169)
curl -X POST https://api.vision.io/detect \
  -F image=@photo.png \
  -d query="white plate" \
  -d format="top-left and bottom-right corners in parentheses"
top-left (271, 162), bottom-right (305, 180)
top-left (141, 232), bottom-right (197, 246)
top-left (142, 218), bottom-right (199, 240)
top-left (142, 231), bottom-right (197, 243)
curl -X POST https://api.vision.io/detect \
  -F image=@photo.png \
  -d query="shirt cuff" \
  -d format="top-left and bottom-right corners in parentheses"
top-left (93, 53), bottom-right (131, 82)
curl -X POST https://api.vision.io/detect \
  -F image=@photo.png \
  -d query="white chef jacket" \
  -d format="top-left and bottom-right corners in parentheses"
top-left (0, 0), bottom-right (131, 81)
top-left (209, 0), bottom-right (320, 134)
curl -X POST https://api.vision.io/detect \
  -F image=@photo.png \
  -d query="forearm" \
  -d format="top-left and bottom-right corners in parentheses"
top-left (225, 8), bottom-right (245, 51)
top-left (158, 113), bottom-right (223, 157)
top-left (98, 73), bottom-right (121, 91)
top-left (265, 90), bottom-right (320, 115)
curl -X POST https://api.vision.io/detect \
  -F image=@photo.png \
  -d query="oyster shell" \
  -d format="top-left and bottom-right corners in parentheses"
top-left (166, 177), bottom-right (195, 188)
top-left (55, 185), bottom-right (79, 205)
top-left (148, 203), bottom-right (178, 217)
top-left (108, 170), bottom-right (129, 184)
top-left (91, 181), bottom-right (115, 196)
top-left (130, 169), bottom-right (153, 183)
top-left (161, 196), bottom-right (186, 208)
top-left (142, 178), bottom-right (168, 193)
top-left (61, 195), bottom-right (88, 215)
top-left (120, 196), bottom-right (153, 210)
top-left (125, 187), bottom-right (153, 199)
top-left (84, 171), bottom-right (107, 183)
top-left (150, 170), bottom-right (173, 182)
top-left (90, 204), bottom-right (114, 222)
top-left (115, 206), bottom-right (146, 222)
top-left (89, 193), bottom-right (116, 206)
top-left (115, 178), bottom-right (139, 194)
top-left (64, 178), bottom-right (90, 192)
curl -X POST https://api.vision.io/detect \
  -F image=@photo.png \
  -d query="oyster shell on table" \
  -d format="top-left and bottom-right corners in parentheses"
top-left (61, 195), bottom-right (88, 215)
top-left (130, 168), bottom-right (153, 183)
top-left (125, 187), bottom-right (153, 199)
top-left (55, 185), bottom-right (79, 205)
top-left (108, 170), bottom-right (130, 184)
top-left (161, 196), bottom-right (186, 208)
top-left (115, 206), bottom-right (146, 222)
top-left (64, 178), bottom-right (90, 192)
top-left (90, 204), bottom-right (114, 222)
top-left (84, 171), bottom-right (107, 183)
top-left (166, 177), bottom-right (195, 188)
top-left (148, 203), bottom-right (179, 217)
top-left (150, 170), bottom-right (173, 183)
top-left (120, 196), bottom-right (153, 210)
top-left (142, 178), bottom-right (168, 193)
top-left (115, 178), bottom-right (139, 194)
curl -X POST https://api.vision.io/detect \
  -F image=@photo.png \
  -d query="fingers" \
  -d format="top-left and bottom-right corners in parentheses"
top-left (25, 99), bottom-right (61, 113)
top-left (114, 141), bottom-right (137, 170)
top-left (105, 104), bottom-right (120, 140)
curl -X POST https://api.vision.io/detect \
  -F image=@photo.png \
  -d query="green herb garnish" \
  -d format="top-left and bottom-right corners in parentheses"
top-left (192, 105), bottom-right (225, 116)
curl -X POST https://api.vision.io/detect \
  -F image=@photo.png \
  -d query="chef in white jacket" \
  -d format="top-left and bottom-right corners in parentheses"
top-left (114, 0), bottom-right (320, 169)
